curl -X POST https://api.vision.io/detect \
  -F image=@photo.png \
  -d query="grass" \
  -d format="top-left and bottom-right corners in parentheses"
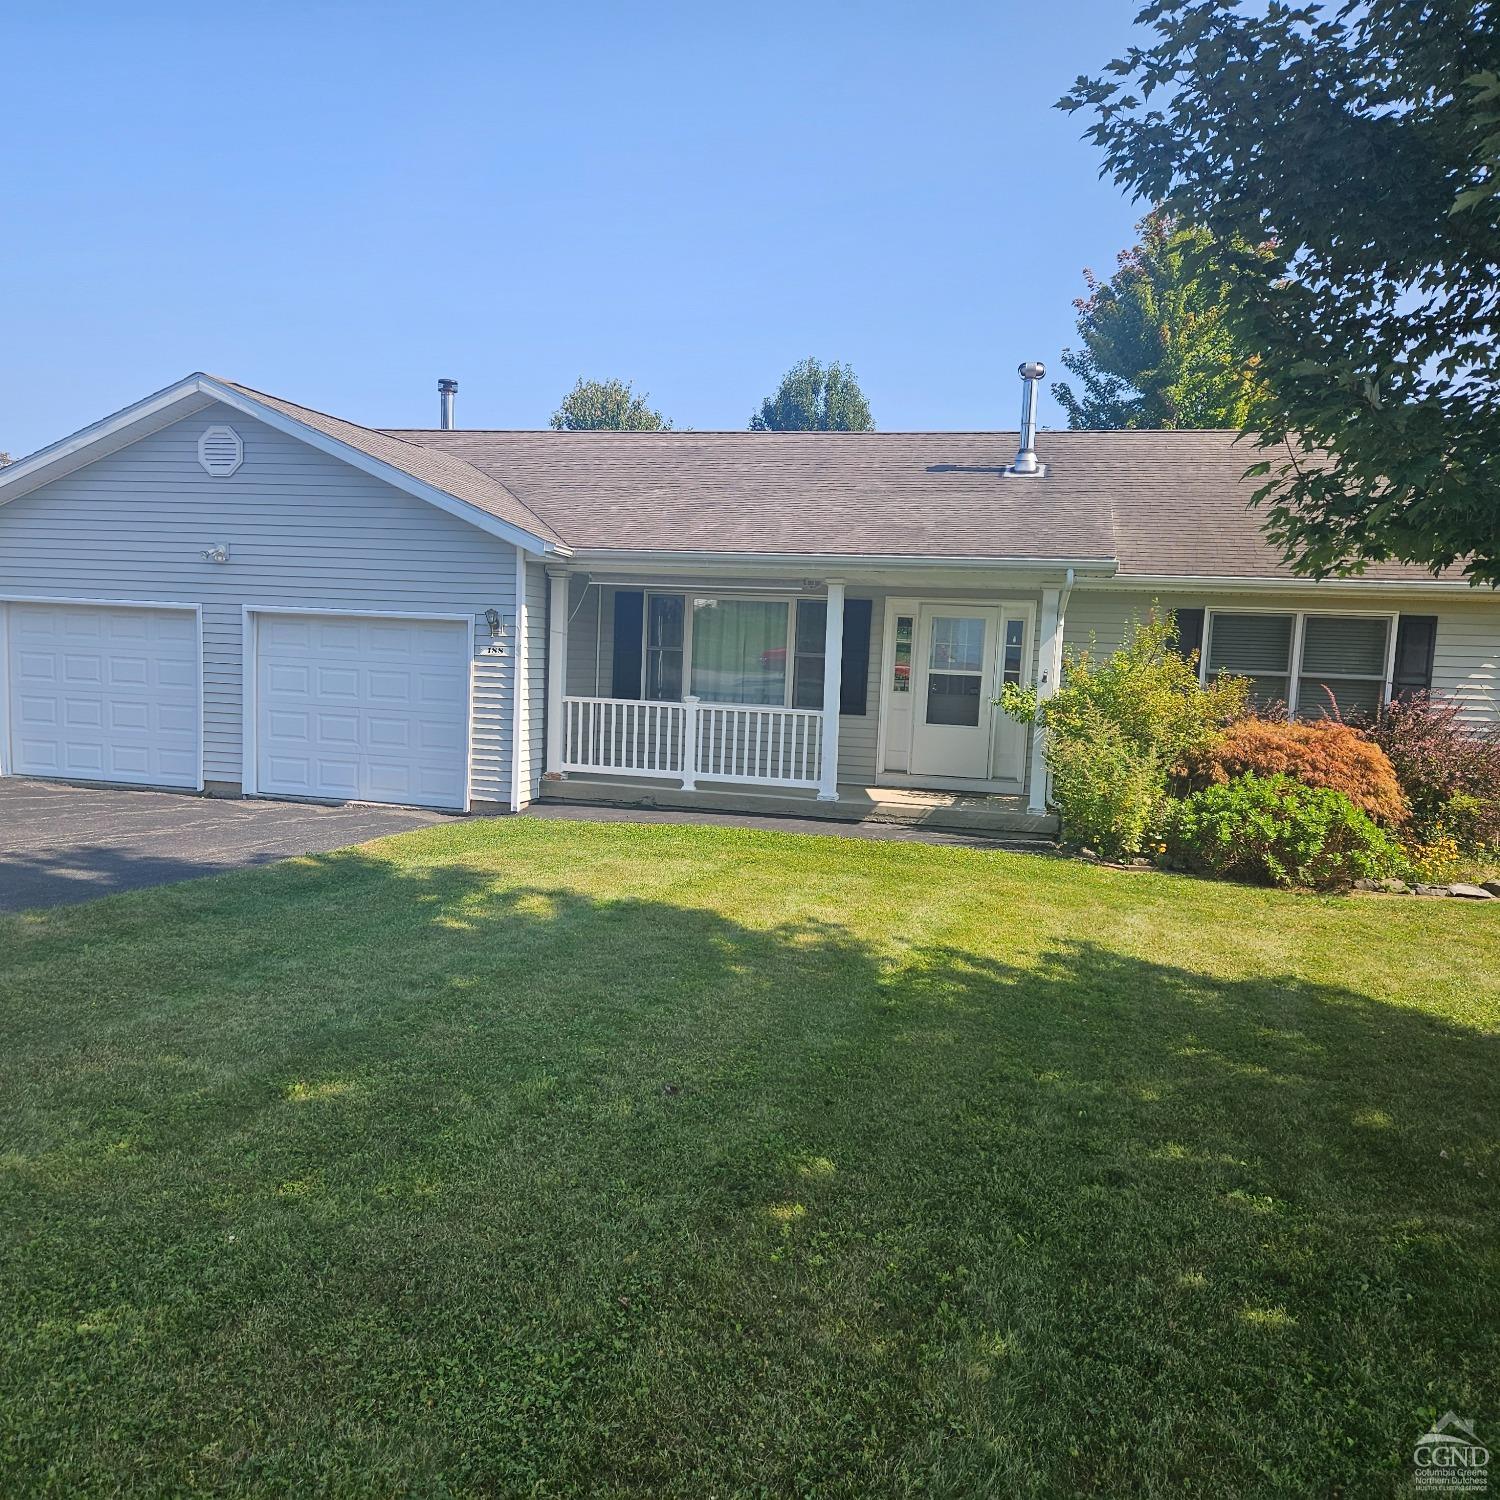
top-left (1, 816), bottom-right (1496, 1497)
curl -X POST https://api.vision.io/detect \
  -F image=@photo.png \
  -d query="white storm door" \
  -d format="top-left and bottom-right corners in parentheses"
top-left (254, 613), bottom-right (470, 810)
top-left (4, 602), bottom-right (200, 788)
top-left (909, 606), bottom-right (999, 780)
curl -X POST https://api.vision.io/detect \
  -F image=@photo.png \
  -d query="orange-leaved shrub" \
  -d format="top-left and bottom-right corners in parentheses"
top-left (1182, 718), bottom-right (1409, 826)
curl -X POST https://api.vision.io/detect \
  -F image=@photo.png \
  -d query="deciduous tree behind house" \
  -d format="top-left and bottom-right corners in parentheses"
top-left (750, 358), bottom-right (874, 431)
top-left (1053, 210), bottom-right (1271, 430)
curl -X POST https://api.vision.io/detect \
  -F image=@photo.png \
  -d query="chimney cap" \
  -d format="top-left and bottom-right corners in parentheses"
top-left (1018, 361), bottom-right (1046, 381)
top-left (437, 377), bottom-right (458, 393)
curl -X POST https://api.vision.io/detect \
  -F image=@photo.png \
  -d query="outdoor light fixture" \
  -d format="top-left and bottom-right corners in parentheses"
top-left (201, 543), bottom-right (230, 564)
top-left (485, 607), bottom-right (504, 638)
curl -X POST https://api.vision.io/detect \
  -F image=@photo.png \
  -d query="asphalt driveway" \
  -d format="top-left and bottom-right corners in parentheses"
top-left (0, 779), bottom-right (452, 913)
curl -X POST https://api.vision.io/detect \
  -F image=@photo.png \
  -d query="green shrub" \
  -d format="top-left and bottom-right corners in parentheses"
top-left (1166, 773), bottom-right (1408, 890)
top-left (1001, 611), bottom-right (1249, 858)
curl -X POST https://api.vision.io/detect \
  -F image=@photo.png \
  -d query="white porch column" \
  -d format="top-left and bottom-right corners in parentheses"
top-left (1027, 583), bottom-right (1065, 815)
top-left (818, 580), bottom-right (845, 801)
top-left (544, 566), bottom-right (569, 778)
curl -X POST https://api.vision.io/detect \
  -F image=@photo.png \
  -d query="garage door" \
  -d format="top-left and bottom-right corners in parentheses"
top-left (3, 602), bottom-right (201, 788)
top-left (254, 612), bottom-right (470, 810)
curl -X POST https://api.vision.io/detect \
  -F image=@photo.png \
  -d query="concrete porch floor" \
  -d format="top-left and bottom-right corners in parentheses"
top-left (538, 775), bottom-right (1059, 840)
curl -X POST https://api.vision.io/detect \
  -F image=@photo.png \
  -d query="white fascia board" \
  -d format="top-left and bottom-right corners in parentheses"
top-left (0, 376), bottom-right (216, 502)
top-left (1101, 573), bottom-right (1487, 598)
top-left (195, 378), bottom-right (565, 557)
top-left (564, 549), bottom-right (1117, 574)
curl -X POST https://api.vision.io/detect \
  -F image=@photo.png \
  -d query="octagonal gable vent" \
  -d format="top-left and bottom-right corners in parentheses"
top-left (197, 425), bottom-right (243, 477)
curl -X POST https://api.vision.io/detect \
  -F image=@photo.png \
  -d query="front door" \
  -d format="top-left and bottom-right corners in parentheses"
top-left (910, 606), bottom-right (1000, 779)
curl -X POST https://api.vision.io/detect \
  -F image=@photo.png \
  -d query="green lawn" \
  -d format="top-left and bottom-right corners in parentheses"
top-left (1, 818), bottom-right (1496, 1497)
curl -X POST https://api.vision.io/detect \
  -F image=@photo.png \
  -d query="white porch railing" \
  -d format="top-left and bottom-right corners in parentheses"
top-left (560, 695), bottom-right (823, 790)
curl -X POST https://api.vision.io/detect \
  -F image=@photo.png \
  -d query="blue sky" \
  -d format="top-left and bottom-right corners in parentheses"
top-left (2, 1), bottom-right (1147, 456)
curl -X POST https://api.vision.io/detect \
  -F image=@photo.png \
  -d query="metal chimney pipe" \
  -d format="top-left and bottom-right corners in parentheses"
top-left (1009, 361), bottom-right (1046, 475)
top-left (438, 378), bottom-right (458, 430)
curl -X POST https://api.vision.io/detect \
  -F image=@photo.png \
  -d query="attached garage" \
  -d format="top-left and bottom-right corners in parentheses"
top-left (2, 600), bottom-right (202, 789)
top-left (247, 610), bottom-right (472, 811)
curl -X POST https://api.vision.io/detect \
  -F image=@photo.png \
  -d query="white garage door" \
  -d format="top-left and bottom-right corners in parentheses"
top-left (3, 602), bottom-right (200, 788)
top-left (254, 612), bottom-right (470, 810)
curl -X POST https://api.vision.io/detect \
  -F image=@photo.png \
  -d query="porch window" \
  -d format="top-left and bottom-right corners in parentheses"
top-left (689, 597), bottom-right (788, 705)
top-left (644, 594), bottom-right (684, 701)
top-left (792, 600), bottom-right (826, 708)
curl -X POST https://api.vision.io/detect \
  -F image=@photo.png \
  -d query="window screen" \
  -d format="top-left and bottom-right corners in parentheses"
top-left (1296, 616), bottom-right (1390, 720)
top-left (1206, 613), bottom-right (1293, 709)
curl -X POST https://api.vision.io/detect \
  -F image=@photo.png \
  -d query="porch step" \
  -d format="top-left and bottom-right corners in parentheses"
top-left (538, 776), bottom-right (1060, 841)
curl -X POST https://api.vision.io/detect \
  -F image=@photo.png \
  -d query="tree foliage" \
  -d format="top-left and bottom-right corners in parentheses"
top-left (749, 358), bottom-right (874, 431)
top-left (550, 378), bottom-right (671, 432)
top-left (1061, 0), bottom-right (1500, 585)
top-left (1054, 210), bottom-right (1272, 429)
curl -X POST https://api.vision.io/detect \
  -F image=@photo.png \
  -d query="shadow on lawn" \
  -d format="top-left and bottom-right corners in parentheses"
top-left (2, 846), bottom-right (1496, 1495)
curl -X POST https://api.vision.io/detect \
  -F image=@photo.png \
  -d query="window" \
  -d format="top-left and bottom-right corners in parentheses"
top-left (892, 615), bottom-right (914, 693)
top-left (644, 594), bottom-right (684, 701)
top-left (1002, 616), bottom-right (1025, 686)
top-left (635, 592), bottom-right (872, 710)
top-left (792, 600), bottom-right (825, 709)
top-left (1204, 611), bottom-right (1394, 718)
top-left (1297, 615), bottom-right (1390, 719)
top-left (924, 614), bottom-right (986, 727)
top-left (690, 597), bottom-right (788, 705)
top-left (1205, 612), bottom-right (1294, 708)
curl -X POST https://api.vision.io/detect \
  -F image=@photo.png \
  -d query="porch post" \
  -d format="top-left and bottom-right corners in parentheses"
top-left (818, 580), bottom-right (845, 801)
top-left (1027, 584), bottom-right (1064, 815)
top-left (544, 566), bottom-right (569, 778)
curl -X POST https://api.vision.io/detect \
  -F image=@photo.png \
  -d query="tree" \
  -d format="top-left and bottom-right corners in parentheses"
top-left (550, 378), bottom-right (671, 431)
top-left (1054, 210), bottom-right (1271, 429)
top-left (1061, 0), bottom-right (1500, 585)
top-left (750, 358), bottom-right (874, 431)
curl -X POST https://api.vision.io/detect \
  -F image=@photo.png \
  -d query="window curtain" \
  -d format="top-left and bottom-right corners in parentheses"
top-left (690, 599), bottom-right (787, 704)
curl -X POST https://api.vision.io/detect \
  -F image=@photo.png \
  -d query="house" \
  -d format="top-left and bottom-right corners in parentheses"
top-left (0, 370), bottom-right (1494, 835)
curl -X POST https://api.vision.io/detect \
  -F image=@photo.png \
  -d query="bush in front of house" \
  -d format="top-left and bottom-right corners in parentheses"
top-left (1364, 695), bottom-right (1500, 878)
top-left (1000, 612), bottom-right (1248, 859)
top-left (1180, 717), bottom-right (1409, 826)
top-left (1166, 773), bottom-right (1408, 891)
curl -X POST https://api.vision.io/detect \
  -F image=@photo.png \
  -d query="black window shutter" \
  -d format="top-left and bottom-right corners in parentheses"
top-left (611, 590), bottom-right (645, 699)
top-left (1392, 615), bottom-right (1437, 699)
top-left (1173, 608), bottom-right (1205, 664)
top-left (840, 599), bottom-right (873, 716)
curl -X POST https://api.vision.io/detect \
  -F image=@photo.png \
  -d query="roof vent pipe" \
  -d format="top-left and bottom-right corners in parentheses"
top-left (1008, 361), bottom-right (1046, 476)
top-left (438, 378), bottom-right (458, 430)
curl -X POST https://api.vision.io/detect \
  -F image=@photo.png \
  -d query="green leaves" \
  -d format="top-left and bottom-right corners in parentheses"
top-left (1062, 0), bottom-right (1500, 584)
top-left (749, 358), bottom-right (874, 432)
top-left (1053, 210), bottom-right (1273, 430)
top-left (550, 378), bottom-right (672, 431)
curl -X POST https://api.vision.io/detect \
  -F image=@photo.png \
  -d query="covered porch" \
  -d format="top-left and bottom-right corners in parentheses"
top-left (541, 562), bottom-right (1083, 827)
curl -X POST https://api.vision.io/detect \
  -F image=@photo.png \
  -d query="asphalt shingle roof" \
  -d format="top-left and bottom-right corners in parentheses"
top-left (219, 381), bottom-right (565, 546)
top-left (383, 426), bottom-right (1442, 581)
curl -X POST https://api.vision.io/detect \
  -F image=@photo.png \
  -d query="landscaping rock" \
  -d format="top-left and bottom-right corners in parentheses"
top-left (1354, 879), bottom-right (1382, 892)
top-left (1483, 880), bottom-right (1500, 898)
top-left (1447, 883), bottom-right (1496, 900)
top-left (1413, 884), bottom-right (1449, 897)
top-left (1379, 878), bottom-right (1412, 894)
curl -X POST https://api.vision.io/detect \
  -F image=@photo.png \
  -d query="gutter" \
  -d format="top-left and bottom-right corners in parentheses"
top-left (564, 548), bottom-right (1119, 573)
top-left (1099, 573), bottom-right (1487, 597)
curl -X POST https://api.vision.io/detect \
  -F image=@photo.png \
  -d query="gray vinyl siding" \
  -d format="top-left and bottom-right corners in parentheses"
top-left (0, 403), bottom-right (520, 801)
top-left (567, 581), bottom-right (615, 698)
top-left (1064, 588), bottom-right (1500, 726)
